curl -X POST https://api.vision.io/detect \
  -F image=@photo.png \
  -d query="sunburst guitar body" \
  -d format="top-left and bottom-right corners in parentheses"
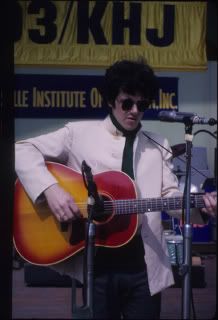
top-left (13, 162), bottom-right (138, 265)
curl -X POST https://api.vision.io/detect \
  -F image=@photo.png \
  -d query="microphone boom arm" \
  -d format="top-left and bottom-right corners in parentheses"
top-left (158, 110), bottom-right (217, 126)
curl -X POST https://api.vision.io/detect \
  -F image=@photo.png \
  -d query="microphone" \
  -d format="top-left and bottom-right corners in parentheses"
top-left (81, 161), bottom-right (104, 217)
top-left (158, 111), bottom-right (217, 126)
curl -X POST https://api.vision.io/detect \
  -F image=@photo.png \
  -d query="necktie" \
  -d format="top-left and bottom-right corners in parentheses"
top-left (121, 134), bottom-right (135, 179)
top-left (110, 113), bottom-right (141, 179)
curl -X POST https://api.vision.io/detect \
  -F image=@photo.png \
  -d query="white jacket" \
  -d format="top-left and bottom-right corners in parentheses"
top-left (15, 116), bottom-right (204, 295)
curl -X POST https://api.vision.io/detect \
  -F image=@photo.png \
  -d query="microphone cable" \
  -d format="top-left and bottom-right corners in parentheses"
top-left (142, 132), bottom-right (210, 180)
top-left (194, 129), bottom-right (217, 139)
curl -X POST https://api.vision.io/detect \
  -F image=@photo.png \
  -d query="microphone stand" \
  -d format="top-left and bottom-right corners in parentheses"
top-left (179, 119), bottom-right (194, 319)
top-left (71, 161), bottom-right (103, 319)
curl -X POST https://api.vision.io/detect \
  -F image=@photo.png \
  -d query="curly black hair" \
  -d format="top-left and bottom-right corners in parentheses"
top-left (99, 59), bottom-right (159, 106)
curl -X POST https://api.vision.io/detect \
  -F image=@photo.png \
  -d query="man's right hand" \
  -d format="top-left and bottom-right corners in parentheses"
top-left (43, 184), bottom-right (82, 222)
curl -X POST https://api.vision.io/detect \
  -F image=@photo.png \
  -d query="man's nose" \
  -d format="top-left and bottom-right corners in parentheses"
top-left (131, 103), bottom-right (139, 113)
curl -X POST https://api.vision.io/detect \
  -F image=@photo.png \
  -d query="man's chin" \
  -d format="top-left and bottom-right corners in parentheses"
top-left (124, 120), bottom-right (138, 130)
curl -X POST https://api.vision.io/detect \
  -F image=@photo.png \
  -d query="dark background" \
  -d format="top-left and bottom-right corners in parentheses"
top-left (0, 1), bottom-right (217, 319)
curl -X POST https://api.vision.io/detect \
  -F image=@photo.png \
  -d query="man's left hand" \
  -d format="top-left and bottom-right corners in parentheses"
top-left (201, 191), bottom-right (217, 217)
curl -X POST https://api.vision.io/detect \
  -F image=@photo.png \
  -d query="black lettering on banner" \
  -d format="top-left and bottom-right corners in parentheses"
top-left (58, 1), bottom-right (74, 44)
top-left (112, 2), bottom-right (141, 45)
top-left (77, 0), bottom-right (108, 44)
top-left (15, 2), bottom-right (22, 42)
top-left (28, 0), bottom-right (57, 44)
top-left (146, 4), bottom-right (175, 47)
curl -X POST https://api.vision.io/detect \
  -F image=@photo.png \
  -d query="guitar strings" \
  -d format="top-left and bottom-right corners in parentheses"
top-left (75, 196), bottom-right (205, 208)
top-left (74, 194), bottom-right (204, 213)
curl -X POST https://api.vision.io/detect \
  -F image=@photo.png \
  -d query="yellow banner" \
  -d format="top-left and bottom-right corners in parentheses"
top-left (15, 1), bottom-right (207, 70)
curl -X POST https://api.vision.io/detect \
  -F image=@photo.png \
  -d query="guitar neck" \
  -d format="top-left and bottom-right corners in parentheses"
top-left (113, 194), bottom-right (205, 215)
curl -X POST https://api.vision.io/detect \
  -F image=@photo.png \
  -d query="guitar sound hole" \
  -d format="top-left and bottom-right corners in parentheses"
top-left (93, 194), bottom-right (113, 224)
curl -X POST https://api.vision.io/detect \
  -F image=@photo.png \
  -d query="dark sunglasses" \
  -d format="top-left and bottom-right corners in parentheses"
top-left (118, 98), bottom-right (150, 112)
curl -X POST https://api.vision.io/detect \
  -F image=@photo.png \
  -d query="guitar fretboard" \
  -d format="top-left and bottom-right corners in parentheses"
top-left (105, 194), bottom-right (205, 215)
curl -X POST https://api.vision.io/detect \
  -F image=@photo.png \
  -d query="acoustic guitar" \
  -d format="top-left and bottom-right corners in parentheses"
top-left (13, 162), bottom-right (205, 266)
